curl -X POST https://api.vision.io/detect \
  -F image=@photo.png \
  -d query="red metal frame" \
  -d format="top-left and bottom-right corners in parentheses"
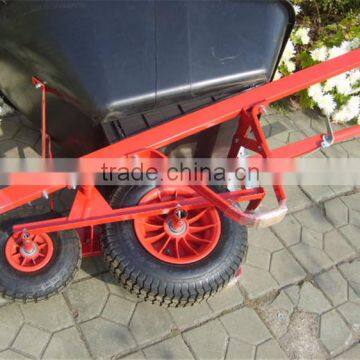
top-left (0, 49), bottom-right (359, 257)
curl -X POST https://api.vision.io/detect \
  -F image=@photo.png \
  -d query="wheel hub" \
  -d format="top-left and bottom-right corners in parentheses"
top-left (134, 186), bottom-right (221, 264)
top-left (5, 232), bottom-right (54, 273)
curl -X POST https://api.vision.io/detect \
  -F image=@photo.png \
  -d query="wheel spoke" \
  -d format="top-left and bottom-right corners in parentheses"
top-left (181, 238), bottom-right (199, 255)
top-left (188, 208), bottom-right (209, 224)
top-left (21, 256), bottom-right (29, 266)
top-left (187, 233), bottom-right (211, 244)
top-left (142, 222), bottom-right (164, 231)
top-left (145, 232), bottom-right (166, 244)
top-left (159, 236), bottom-right (171, 254)
top-left (189, 224), bottom-right (216, 233)
top-left (175, 240), bottom-right (180, 259)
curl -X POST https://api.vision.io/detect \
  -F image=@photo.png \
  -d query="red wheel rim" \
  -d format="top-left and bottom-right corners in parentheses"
top-left (5, 233), bottom-right (54, 273)
top-left (134, 186), bottom-right (221, 264)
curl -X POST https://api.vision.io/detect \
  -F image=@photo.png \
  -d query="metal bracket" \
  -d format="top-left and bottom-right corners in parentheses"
top-left (321, 116), bottom-right (335, 148)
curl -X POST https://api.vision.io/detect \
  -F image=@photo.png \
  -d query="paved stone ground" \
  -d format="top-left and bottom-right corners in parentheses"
top-left (0, 101), bottom-right (359, 359)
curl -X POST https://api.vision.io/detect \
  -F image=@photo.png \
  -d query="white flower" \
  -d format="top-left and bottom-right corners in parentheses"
top-left (348, 69), bottom-right (360, 85)
top-left (340, 41), bottom-right (352, 52)
top-left (317, 94), bottom-right (337, 116)
top-left (294, 27), bottom-right (310, 45)
top-left (328, 46), bottom-right (348, 59)
top-left (350, 38), bottom-right (360, 49)
top-left (282, 40), bottom-right (296, 62)
top-left (323, 74), bottom-right (352, 95)
top-left (347, 96), bottom-right (360, 118)
top-left (310, 47), bottom-right (328, 62)
top-left (332, 96), bottom-right (359, 123)
top-left (308, 84), bottom-right (324, 102)
top-left (274, 71), bottom-right (282, 80)
top-left (293, 5), bottom-right (302, 15)
top-left (285, 60), bottom-right (296, 73)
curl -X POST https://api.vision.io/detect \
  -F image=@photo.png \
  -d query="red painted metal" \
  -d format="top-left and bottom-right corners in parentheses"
top-left (134, 186), bottom-right (221, 264)
top-left (0, 50), bottom-right (359, 215)
top-left (0, 50), bottom-right (358, 257)
top-left (12, 187), bottom-right (265, 235)
top-left (5, 232), bottom-right (54, 273)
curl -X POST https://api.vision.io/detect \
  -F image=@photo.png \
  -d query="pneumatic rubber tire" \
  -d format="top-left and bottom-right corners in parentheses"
top-left (102, 185), bottom-right (248, 307)
top-left (0, 213), bottom-right (81, 302)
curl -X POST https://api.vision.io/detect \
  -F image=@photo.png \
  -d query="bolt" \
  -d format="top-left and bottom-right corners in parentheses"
top-left (174, 208), bottom-right (188, 220)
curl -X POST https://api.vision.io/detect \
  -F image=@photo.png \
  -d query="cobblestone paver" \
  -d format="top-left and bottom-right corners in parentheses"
top-left (0, 108), bottom-right (359, 359)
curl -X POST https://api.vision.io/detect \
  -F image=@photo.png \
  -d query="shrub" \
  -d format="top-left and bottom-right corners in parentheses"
top-left (275, 1), bottom-right (360, 124)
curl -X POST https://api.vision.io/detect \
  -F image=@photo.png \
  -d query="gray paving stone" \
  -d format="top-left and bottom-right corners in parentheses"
top-left (349, 287), bottom-right (360, 304)
top-left (169, 301), bottom-right (213, 330)
top-left (143, 336), bottom-right (193, 360)
top-left (225, 338), bottom-right (255, 360)
top-left (102, 273), bottom-right (140, 303)
top-left (330, 186), bottom-right (354, 197)
top-left (248, 228), bottom-right (283, 253)
top-left (324, 230), bottom-right (355, 263)
top-left (298, 282), bottom-right (332, 314)
top-left (349, 209), bottom-right (360, 227)
top-left (301, 228), bottom-right (323, 249)
top-left (270, 292), bottom-right (295, 313)
top-left (341, 192), bottom-right (360, 211)
top-left (338, 302), bottom-right (360, 333)
top-left (0, 139), bottom-right (21, 157)
top-left (14, 126), bottom-right (39, 147)
top-left (300, 186), bottom-right (336, 203)
top-left (238, 264), bottom-right (278, 300)
top-left (294, 207), bottom-right (333, 233)
top-left (21, 146), bottom-right (40, 158)
top-left (121, 351), bottom-right (146, 360)
top-left (339, 225), bottom-right (360, 250)
top-left (74, 258), bottom-right (101, 281)
top-left (321, 143), bottom-right (349, 158)
top-left (291, 242), bottom-right (333, 274)
top-left (102, 294), bottom-right (136, 326)
top-left (65, 277), bottom-right (108, 323)
top-left (12, 324), bottom-right (50, 359)
top-left (320, 309), bottom-right (353, 355)
top-left (256, 339), bottom-right (288, 359)
top-left (183, 320), bottom-right (228, 360)
top-left (0, 304), bottom-right (23, 351)
top-left (270, 249), bottom-right (306, 287)
top-left (336, 343), bottom-right (360, 359)
top-left (245, 246), bottom-right (271, 271)
top-left (339, 261), bottom-right (360, 296)
top-left (20, 295), bottom-right (74, 333)
top-left (221, 308), bottom-right (271, 345)
top-left (129, 302), bottom-right (175, 346)
top-left (341, 140), bottom-right (360, 157)
top-left (0, 297), bottom-right (10, 307)
top-left (207, 284), bottom-right (244, 314)
top-left (0, 117), bottom-right (21, 140)
top-left (284, 285), bottom-right (300, 306)
top-left (0, 350), bottom-right (29, 359)
top-left (43, 327), bottom-right (90, 359)
top-left (315, 268), bottom-right (348, 307)
top-left (284, 186), bottom-right (313, 213)
top-left (81, 318), bottom-right (136, 358)
top-left (324, 198), bottom-right (349, 227)
top-left (272, 215), bottom-right (301, 247)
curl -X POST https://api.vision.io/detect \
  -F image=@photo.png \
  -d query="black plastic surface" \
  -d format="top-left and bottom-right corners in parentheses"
top-left (0, 0), bottom-right (294, 156)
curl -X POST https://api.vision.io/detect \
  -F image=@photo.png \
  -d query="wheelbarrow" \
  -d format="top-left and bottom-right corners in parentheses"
top-left (0, 0), bottom-right (359, 306)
